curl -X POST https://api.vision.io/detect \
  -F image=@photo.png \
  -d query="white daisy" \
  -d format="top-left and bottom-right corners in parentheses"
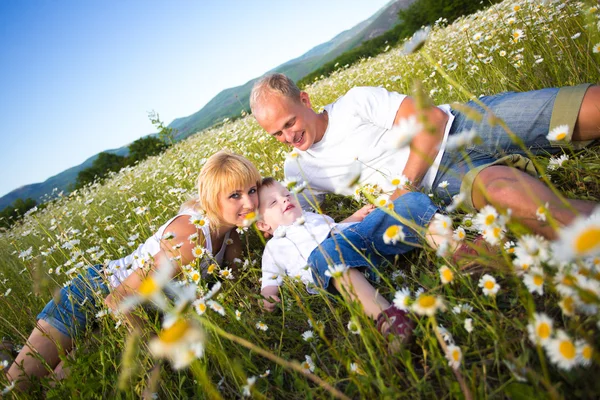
top-left (478, 274), bottom-right (500, 297)
top-left (546, 124), bottom-right (569, 141)
top-left (545, 330), bottom-right (578, 370)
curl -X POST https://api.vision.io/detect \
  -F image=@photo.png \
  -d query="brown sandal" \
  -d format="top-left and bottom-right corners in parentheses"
top-left (376, 306), bottom-right (414, 345)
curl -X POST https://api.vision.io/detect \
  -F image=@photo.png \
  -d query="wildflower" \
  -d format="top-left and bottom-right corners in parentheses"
top-left (411, 294), bottom-right (445, 316)
top-left (570, 32), bottom-right (581, 40)
top-left (189, 214), bottom-right (208, 228)
top-left (474, 205), bottom-right (498, 229)
top-left (512, 29), bottom-right (525, 42)
top-left (402, 26), bottom-right (430, 54)
top-left (324, 264), bottom-right (348, 279)
top-left (464, 318), bottom-right (473, 333)
top-left (478, 274), bottom-right (500, 297)
top-left (347, 319), bottom-right (361, 335)
top-left (219, 267), bottom-right (234, 280)
top-left (301, 355), bottom-right (315, 373)
top-left (446, 192), bottom-right (466, 212)
top-left (393, 288), bottom-right (411, 311)
top-left (523, 267), bottom-right (544, 295)
top-left (149, 317), bottom-right (205, 370)
top-left (207, 300), bottom-right (225, 316)
top-left (188, 269), bottom-right (201, 284)
top-left (242, 211), bottom-right (258, 227)
top-left (431, 213), bottom-right (453, 236)
top-left (527, 312), bottom-right (553, 345)
top-left (547, 154), bottom-right (569, 171)
top-left (193, 299), bottom-right (207, 315)
top-left (393, 116), bottom-right (422, 148)
top-left (235, 309), bottom-right (242, 321)
top-left (256, 321), bottom-right (268, 331)
top-left (374, 195), bottom-right (390, 208)
top-left (207, 263), bottom-right (217, 275)
top-left (390, 175), bottom-right (410, 188)
top-left (445, 345), bottom-right (462, 370)
top-left (553, 211), bottom-right (600, 261)
top-left (18, 247), bottom-right (33, 259)
top-left (350, 362), bottom-right (366, 375)
top-left (439, 265), bottom-right (454, 284)
top-left (576, 340), bottom-right (593, 367)
top-left (482, 225), bottom-right (505, 246)
top-left (1, 381), bottom-right (16, 396)
top-left (241, 376), bottom-right (256, 397)
top-left (383, 225), bottom-right (405, 244)
top-left (438, 181), bottom-right (449, 189)
top-left (593, 43), bottom-right (600, 54)
top-left (302, 330), bottom-right (315, 342)
top-left (547, 124), bottom-right (569, 141)
top-left (120, 260), bottom-right (174, 312)
top-left (444, 128), bottom-right (479, 150)
top-left (453, 227), bottom-right (466, 242)
top-left (545, 330), bottom-right (578, 370)
top-left (192, 246), bottom-right (206, 258)
top-left (558, 295), bottom-right (576, 317)
top-left (188, 232), bottom-right (199, 242)
top-left (535, 203), bottom-right (549, 222)
top-left (452, 303), bottom-right (473, 314)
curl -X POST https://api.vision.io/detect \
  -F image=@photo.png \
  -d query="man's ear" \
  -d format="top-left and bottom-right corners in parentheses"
top-left (256, 220), bottom-right (270, 234)
top-left (299, 91), bottom-right (312, 109)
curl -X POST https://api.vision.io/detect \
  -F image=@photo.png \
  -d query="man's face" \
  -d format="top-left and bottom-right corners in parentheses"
top-left (254, 92), bottom-right (320, 151)
top-left (257, 182), bottom-right (303, 234)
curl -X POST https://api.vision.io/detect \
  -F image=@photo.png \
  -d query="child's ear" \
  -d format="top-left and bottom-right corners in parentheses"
top-left (256, 220), bottom-right (270, 233)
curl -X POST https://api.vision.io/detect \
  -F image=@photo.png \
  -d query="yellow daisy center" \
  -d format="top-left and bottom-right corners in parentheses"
top-left (207, 264), bottom-right (217, 274)
top-left (159, 319), bottom-right (189, 344)
top-left (537, 322), bottom-right (551, 339)
top-left (391, 178), bottom-right (400, 186)
top-left (191, 273), bottom-right (200, 281)
top-left (198, 303), bottom-right (207, 313)
top-left (559, 340), bottom-right (576, 360)
top-left (574, 227), bottom-right (600, 253)
top-left (555, 132), bottom-right (567, 140)
top-left (562, 276), bottom-right (574, 286)
top-left (582, 346), bottom-right (592, 360)
top-left (418, 295), bottom-right (436, 308)
top-left (561, 297), bottom-right (574, 313)
top-left (452, 349), bottom-right (460, 361)
top-left (533, 275), bottom-right (543, 286)
top-left (485, 214), bottom-right (495, 225)
top-left (442, 269), bottom-right (453, 282)
top-left (222, 270), bottom-right (230, 277)
top-left (484, 281), bottom-right (495, 290)
top-left (138, 277), bottom-right (158, 297)
top-left (244, 212), bottom-right (256, 221)
top-left (385, 225), bottom-right (400, 238)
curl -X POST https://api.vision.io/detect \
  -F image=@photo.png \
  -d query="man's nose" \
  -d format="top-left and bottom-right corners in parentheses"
top-left (283, 129), bottom-right (295, 144)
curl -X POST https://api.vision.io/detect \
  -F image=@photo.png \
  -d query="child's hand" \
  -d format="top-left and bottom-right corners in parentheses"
top-left (262, 295), bottom-right (281, 312)
top-left (343, 204), bottom-right (376, 223)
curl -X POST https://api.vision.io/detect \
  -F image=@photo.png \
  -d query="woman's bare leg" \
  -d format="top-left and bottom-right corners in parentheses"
top-left (6, 319), bottom-right (72, 390)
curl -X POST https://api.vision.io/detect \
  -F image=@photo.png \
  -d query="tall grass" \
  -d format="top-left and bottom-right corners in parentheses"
top-left (1, 0), bottom-right (600, 398)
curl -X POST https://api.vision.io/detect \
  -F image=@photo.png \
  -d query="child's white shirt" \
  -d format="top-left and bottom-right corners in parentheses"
top-left (261, 211), bottom-right (356, 293)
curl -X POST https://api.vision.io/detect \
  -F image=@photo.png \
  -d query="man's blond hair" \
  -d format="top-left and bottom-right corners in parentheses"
top-left (250, 73), bottom-right (301, 115)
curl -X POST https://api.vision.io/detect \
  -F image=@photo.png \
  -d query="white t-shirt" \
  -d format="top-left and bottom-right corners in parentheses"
top-left (104, 209), bottom-right (230, 288)
top-left (284, 86), bottom-right (453, 208)
top-left (261, 212), bottom-right (355, 294)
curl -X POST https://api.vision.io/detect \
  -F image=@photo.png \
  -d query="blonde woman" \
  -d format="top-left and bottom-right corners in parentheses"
top-left (6, 150), bottom-right (261, 389)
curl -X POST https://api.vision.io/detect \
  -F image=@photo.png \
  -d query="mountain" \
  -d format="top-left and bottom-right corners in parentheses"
top-left (0, 0), bottom-right (414, 210)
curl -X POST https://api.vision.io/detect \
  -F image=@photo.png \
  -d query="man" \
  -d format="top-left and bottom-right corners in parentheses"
top-left (249, 73), bottom-right (599, 239)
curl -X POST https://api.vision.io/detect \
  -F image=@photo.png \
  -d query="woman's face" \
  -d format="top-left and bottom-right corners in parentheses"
top-left (218, 182), bottom-right (259, 227)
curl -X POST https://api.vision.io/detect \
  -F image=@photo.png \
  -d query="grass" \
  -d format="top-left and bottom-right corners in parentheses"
top-left (1, 0), bottom-right (600, 398)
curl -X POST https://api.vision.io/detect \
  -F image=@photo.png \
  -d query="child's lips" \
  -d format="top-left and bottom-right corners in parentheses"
top-left (284, 204), bottom-right (294, 212)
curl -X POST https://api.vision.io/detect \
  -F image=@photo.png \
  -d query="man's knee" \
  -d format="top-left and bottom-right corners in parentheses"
top-left (473, 166), bottom-right (525, 206)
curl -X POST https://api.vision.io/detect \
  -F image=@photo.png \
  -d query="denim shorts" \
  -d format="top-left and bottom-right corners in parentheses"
top-left (37, 265), bottom-right (109, 338)
top-left (431, 84), bottom-right (592, 208)
top-left (307, 192), bottom-right (438, 290)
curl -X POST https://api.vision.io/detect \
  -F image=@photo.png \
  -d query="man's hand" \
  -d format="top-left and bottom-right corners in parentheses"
top-left (342, 204), bottom-right (375, 223)
top-left (261, 286), bottom-right (281, 312)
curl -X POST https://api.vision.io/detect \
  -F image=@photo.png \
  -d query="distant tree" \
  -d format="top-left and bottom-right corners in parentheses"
top-left (0, 197), bottom-right (37, 228)
top-left (128, 136), bottom-right (169, 163)
top-left (148, 111), bottom-right (176, 145)
top-left (75, 152), bottom-right (128, 189)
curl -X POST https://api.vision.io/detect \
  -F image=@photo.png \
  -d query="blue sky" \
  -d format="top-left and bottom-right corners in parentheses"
top-left (0, 0), bottom-right (390, 198)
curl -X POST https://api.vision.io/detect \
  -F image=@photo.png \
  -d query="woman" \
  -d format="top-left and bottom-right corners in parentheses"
top-left (6, 150), bottom-right (261, 389)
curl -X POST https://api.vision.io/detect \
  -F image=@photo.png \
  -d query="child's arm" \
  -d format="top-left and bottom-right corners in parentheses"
top-left (261, 285), bottom-right (281, 312)
top-left (340, 204), bottom-right (375, 223)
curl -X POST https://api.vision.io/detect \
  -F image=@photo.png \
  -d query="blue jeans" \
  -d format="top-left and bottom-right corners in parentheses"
top-left (307, 192), bottom-right (438, 290)
top-left (37, 265), bottom-right (109, 338)
top-left (431, 87), bottom-right (569, 204)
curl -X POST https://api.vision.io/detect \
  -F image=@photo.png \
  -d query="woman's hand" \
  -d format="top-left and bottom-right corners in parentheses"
top-left (341, 204), bottom-right (376, 223)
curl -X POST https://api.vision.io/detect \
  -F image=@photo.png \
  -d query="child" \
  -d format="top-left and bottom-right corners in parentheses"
top-left (257, 177), bottom-right (441, 343)
top-left (6, 150), bottom-right (261, 389)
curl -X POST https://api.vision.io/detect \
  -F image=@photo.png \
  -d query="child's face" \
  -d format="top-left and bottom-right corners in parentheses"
top-left (258, 181), bottom-right (302, 234)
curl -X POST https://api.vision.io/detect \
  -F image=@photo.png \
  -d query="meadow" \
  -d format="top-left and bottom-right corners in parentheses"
top-left (1, 0), bottom-right (600, 398)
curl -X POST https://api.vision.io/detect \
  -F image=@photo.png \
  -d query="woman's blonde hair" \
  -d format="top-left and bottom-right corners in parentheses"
top-left (181, 150), bottom-right (261, 230)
